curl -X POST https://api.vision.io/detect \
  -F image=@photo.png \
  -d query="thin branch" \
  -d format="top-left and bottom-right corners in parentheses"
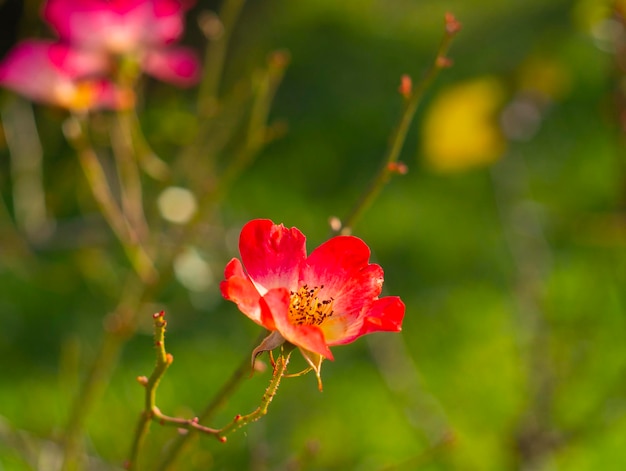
top-left (155, 331), bottom-right (267, 470)
top-left (197, 0), bottom-right (246, 117)
top-left (63, 115), bottom-right (158, 284)
top-left (127, 311), bottom-right (177, 470)
top-left (216, 350), bottom-right (290, 440)
top-left (336, 13), bottom-right (461, 235)
top-left (128, 316), bottom-right (290, 470)
top-left (111, 112), bottom-right (151, 244)
top-left (125, 109), bottom-right (171, 181)
top-left (63, 115), bottom-right (130, 243)
top-left (208, 50), bottom-right (289, 201)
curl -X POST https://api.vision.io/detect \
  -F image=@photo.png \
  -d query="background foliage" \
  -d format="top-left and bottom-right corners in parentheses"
top-left (1, 0), bottom-right (624, 470)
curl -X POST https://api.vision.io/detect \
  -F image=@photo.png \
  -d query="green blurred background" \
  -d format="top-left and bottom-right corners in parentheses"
top-left (2, 0), bottom-right (625, 469)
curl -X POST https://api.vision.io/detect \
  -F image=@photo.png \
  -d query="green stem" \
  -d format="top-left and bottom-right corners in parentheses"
top-left (197, 0), bottom-right (246, 117)
top-left (64, 116), bottom-right (129, 243)
top-left (200, 50), bottom-right (289, 208)
top-left (156, 336), bottom-right (287, 470)
top-left (155, 333), bottom-right (264, 470)
top-left (126, 109), bottom-right (171, 181)
top-left (216, 351), bottom-right (290, 439)
top-left (64, 115), bottom-right (157, 284)
top-left (127, 311), bottom-right (176, 470)
top-left (111, 112), bottom-right (151, 244)
top-left (128, 326), bottom-right (289, 469)
top-left (163, 50), bottom-right (289, 250)
top-left (337, 14), bottom-right (460, 235)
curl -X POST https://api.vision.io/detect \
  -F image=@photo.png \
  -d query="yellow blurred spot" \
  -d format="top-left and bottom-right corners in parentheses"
top-left (55, 81), bottom-right (134, 111)
top-left (58, 81), bottom-right (102, 111)
top-left (422, 77), bottom-right (506, 173)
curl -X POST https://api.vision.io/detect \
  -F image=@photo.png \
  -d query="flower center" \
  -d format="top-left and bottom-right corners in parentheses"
top-left (289, 284), bottom-right (334, 326)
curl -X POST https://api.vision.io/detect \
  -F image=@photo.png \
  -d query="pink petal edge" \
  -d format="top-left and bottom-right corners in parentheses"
top-left (239, 219), bottom-right (306, 294)
top-left (220, 259), bottom-right (263, 325)
top-left (142, 47), bottom-right (200, 86)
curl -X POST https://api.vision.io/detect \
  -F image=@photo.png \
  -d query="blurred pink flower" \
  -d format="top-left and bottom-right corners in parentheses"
top-left (0, 40), bottom-right (132, 110)
top-left (43, 0), bottom-right (200, 86)
top-left (44, 0), bottom-right (192, 52)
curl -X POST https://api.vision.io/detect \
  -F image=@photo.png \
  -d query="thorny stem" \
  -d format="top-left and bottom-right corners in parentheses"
top-left (62, 262), bottom-right (183, 471)
top-left (127, 311), bottom-right (199, 470)
top-left (127, 318), bottom-right (290, 470)
top-left (156, 331), bottom-right (268, 471)
top-left (216, 350), bottom-right (290, 438)
top-left (61, 104), bottom-right (199, 468)
top-left (336, 13), bottom-right (461, 235)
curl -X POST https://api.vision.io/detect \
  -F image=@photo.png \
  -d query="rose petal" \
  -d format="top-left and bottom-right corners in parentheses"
top-left (320, 296), bottom-right (404, 345)
top-left (239, 219), bottom-right (306, 294)
top-left (358, 296), bottom-right (405, 336)
top-left (223, 257), bottom-right (245, 279)
top-left (220, 258), bottom-right (264, 325)
top-left (0, 40), bottom-right (108, 81)
top-left (303, 235), bottom-right (384, 321)
top-left (142, 47), bottom-right (200, 86)
top-left (45, 41), bottom-right (110, 78)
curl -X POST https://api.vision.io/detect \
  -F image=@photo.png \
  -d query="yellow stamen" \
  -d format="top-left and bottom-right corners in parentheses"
top-left (289, 284), bottom-right (334, 326)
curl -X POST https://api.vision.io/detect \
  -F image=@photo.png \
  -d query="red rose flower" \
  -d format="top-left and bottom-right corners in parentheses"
top-left (221, 219), bottom-right (405, 382)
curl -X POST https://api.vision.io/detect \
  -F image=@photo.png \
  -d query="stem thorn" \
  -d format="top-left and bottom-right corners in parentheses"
top-left (136, 376), bottom-right (149, 387)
